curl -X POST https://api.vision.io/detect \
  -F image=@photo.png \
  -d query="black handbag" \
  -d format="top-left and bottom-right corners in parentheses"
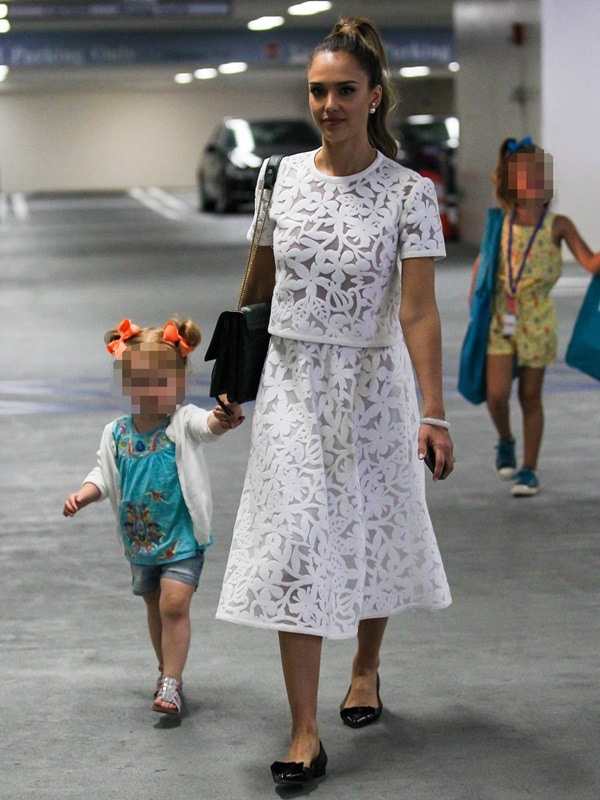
top-left (205, 155), bottom-right (282, 412)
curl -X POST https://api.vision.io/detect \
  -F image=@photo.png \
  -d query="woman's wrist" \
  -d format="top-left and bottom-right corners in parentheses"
top-left (420, 416), bottom-right (450, 430)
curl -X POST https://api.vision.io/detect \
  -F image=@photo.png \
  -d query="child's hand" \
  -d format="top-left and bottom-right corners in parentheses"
top-left (213, 399), bottom-right (245, 430)
top-left (63, 492), bottom-right (85, 517)
top-left (63, 483), bottom-right (101, 517)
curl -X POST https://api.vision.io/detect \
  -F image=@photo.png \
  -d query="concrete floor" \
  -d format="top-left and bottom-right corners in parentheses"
top-left (1, 190), bottom-right (599, 800)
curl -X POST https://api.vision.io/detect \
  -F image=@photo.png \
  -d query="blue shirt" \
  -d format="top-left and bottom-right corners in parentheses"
top-left (113, 416), bottom-right (201, 565)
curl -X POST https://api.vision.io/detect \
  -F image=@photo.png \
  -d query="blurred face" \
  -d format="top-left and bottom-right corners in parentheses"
top-left (119, 343), bottom-right (185, 417)
top-left (308, 51), bottom-right (381, 146)
top-left (506, 150), bottom-right (553, 208)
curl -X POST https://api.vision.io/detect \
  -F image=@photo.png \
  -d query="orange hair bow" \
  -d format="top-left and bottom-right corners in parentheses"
top-left (161, 320), bottom-right (194, 357)
top-left (106, 319), bottom-right (142, 358)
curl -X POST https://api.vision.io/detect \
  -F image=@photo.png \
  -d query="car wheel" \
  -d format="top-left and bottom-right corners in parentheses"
top-left (198, 177), bottom-right (215, 212)
top-left (215, 185), bottom-right (235, 214)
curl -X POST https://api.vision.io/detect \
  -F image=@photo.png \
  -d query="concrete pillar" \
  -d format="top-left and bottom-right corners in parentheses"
top-left (454, 1), bottom-right (540, 245)
top-left (541, 0), bottom-right (600, 247)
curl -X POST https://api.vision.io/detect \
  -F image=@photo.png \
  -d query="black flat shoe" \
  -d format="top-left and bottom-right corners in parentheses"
top-left (270, 741), bottom-right (327, 785)
top-left (339, 672), bottom-right (383, 728)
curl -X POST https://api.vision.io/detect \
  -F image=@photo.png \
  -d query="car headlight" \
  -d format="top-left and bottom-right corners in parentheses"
top-left (229, 148), bottom-right (263, 170)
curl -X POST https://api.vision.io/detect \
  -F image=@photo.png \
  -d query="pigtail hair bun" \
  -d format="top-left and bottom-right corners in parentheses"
top-left (104, 327), bottom-right (121, 347)
top-left (175, 318), bottom-right (201, 349)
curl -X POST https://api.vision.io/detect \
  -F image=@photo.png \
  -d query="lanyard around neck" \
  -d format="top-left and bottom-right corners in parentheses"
top-left (507, 206), bottom-right (547, 296)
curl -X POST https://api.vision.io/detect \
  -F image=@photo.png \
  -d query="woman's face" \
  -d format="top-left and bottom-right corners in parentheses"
top-left (308, 50), bottom-right (381, 147)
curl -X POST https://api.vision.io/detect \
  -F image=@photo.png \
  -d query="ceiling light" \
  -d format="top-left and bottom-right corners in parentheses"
top-left (0, 4), bottom-right (8, 19)
top-left (288, 2), bottom-right (332, 16)
top-left (194, 68), bottom-right (218, 80)
top-left (174, 73), bottom-right (193, 84)
top-left (399, 66), bottom-right (431, 78)
top-left (448, 62), bottom-right (460, 72)
top-left (0, 65), bottom-right (8, 82)
top-left (218, 62), bottom-right (248, 74)
top-left (0, 19), bottom-right (10, 32)
top-left (248, 16), bottom-right (284, 31)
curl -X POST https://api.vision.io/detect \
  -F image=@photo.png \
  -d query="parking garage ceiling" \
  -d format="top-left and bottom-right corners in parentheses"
top-left (0, 0), bottom-right (457, 90)
top-left (2, 1), bottom-right (454, 28)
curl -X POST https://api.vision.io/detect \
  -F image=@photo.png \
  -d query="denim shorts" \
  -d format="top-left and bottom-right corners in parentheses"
top-left (130, 551), bottom-right (205, 596)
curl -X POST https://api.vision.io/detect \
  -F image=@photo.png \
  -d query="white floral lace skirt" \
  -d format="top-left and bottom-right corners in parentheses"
top-left (216, 336), bottom-right (451, 639)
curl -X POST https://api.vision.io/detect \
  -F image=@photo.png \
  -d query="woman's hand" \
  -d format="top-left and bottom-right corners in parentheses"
top-left (418, 424), bottom-right (455, 481)
top-left (400, 258), bottom-right (450, 478)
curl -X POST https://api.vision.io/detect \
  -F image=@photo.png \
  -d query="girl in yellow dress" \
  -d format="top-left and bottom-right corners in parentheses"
top-left (477, 138), bottom-right (600, 496)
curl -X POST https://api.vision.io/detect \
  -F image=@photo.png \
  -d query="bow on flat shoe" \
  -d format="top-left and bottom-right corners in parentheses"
top-left (270, 741), bottom-right (327, 785)
top-left (339, 673), bottom-right (383, 728)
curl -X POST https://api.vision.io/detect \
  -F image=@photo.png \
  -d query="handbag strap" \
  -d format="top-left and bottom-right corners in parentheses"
top-left (237, 154), bottom-right (283, 310)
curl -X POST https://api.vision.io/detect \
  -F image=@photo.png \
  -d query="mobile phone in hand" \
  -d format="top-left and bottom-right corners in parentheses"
top-left (424, 445), bottom-right (436, 473)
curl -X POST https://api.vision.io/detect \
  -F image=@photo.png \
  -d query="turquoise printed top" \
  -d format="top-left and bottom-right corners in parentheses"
top-left (113, 416), bottom-right (203, 565)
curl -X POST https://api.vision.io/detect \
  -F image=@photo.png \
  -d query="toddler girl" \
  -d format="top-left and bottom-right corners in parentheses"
top-left (63, 318), bottom-right (243, 715)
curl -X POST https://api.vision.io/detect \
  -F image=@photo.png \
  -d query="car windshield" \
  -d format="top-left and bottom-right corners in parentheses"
top-left (399, 121), bottom-right (451, 147)
top-left (248, 120), bottom-right (319, 149)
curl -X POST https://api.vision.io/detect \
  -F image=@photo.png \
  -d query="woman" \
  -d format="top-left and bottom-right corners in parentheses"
top-left (216, 17), bottom-right (454, 784)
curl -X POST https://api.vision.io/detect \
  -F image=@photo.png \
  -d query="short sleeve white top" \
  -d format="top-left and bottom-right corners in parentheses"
top-left (248, 149), bottom-right (446, 347)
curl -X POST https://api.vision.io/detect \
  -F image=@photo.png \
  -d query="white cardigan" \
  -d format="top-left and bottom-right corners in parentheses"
top-left (84, 405), bottom-right (220, 547)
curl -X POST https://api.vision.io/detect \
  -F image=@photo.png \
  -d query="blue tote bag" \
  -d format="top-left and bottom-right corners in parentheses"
top-left (457, 208), bottom-right (504, 405)
top-left (565, 274), bottom-right (600, 381)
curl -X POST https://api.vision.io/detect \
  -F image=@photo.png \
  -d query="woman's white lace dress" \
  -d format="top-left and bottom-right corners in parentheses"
top-left (216, 150), bottom-right (452, 639)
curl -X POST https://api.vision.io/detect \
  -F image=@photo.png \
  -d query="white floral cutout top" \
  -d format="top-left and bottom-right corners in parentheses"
top-left (249, 149), bottom-right (446, 347)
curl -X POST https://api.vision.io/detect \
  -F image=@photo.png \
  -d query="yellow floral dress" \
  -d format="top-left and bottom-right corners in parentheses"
top-left (488, 211), bottom-right (562, 367)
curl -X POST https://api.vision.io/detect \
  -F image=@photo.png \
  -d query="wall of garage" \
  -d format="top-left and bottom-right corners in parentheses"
top-left (0, 75), bottom-right (454, 194)
top-left (454, 0), bottom-right (541, 244)
top-left (0, 80), bottom-right (307, 193)
top-left (541, 0), bottom-right (600, 251)
top-left (454, 0), bottom-right (600, 248)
